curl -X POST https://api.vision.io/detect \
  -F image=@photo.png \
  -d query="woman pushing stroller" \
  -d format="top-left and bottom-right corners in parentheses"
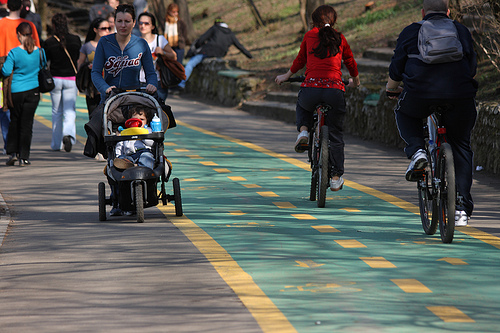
top-left (88, 4), bottom-right (167, 217)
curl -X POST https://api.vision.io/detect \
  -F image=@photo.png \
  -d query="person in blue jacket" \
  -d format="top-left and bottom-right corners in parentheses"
top-left (386, 0), bottom-right (478, 226)
top-left (2, 22), bottom-right (44, 166)
top-left (91, 4), bottom-right (157, 216)
top-left (91, 3), bottom-right (157, 102)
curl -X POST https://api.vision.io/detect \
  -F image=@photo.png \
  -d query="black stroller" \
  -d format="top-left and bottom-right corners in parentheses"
top-left (97, 91), bottom-right (182, 222)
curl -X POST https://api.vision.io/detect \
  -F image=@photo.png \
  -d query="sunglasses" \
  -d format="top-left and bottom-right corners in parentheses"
top-left (138, 22), bottom-right (151, 26)
top-left (99, 27), bottom-right (112, 31)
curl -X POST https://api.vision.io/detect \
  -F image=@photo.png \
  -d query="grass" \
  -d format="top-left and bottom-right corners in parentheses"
top-left (186, 0), bottom-right (499, 102)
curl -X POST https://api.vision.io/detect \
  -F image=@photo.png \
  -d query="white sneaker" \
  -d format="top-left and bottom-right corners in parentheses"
top-left (330, 176), bottom-right (344, 191)
top-left (455, 210), bottom-right (468, 226)
top-left (405, 149), bottom-right (428, 181)
top-left (294, 130), bottom-right (309, 153)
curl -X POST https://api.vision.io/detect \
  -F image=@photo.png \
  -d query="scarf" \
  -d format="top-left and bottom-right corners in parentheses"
top-left (165, 16), bottom-right (179, 47)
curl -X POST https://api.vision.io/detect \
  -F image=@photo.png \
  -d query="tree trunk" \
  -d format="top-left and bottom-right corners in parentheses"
top-left (175, 0), bottom-right (195, 44)
top-left (149, 0), bottom-right (167, 34)
top-left (299, 0), bottom-right (307, 32)
top-left (246, 0), bottom-right (265, 28)
top-left (306, 0), bottom-right (325, 28)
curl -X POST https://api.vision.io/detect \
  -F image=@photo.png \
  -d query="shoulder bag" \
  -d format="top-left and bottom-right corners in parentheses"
top-left (155, 35), bottom-right (186, 88)
top-left (38, 48), bottom-right (55, 93)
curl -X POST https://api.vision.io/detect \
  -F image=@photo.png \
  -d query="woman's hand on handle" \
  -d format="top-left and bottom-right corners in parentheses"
top-left (146, 84), bottom-right (157, 95)
top-left (106, 86), bottom-right (116, 94)
top-left (275, 70), bottom-right (293, 85)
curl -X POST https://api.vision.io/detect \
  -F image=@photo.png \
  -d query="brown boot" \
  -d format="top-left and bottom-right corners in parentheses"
top-left (113, 158), bottom-right (134, 170)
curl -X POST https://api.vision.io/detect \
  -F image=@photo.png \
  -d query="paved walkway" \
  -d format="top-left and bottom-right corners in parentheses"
top-left (0, 93), bottom-right (498, 332)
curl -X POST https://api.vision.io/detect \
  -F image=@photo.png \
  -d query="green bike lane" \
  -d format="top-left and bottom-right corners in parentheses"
top-left (37, 94), bottom-right (500, 332)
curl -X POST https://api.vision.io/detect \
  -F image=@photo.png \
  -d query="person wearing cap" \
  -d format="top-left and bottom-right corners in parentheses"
top-left (177, 17), bottom-right (253, 90)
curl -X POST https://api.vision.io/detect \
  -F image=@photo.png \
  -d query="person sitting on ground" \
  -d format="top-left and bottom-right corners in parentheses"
top-left (114, 105), bottom-right (155, 170)
top-left (178, 17), bottom-right (253, 90)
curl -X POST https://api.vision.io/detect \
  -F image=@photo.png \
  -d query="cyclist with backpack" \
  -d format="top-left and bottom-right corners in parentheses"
top-left (275, 4), bottom-right (359, 191)
top-left (386, 0), bottom-right (478, 226)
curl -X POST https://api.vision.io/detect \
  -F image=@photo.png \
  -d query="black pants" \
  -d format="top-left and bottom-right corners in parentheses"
top-left (296, 87), bottom-right (346, 176)
top-left (86, 94), bottom-right (101, 120)
top-left (394, 92), bottom-right (477, 216)
top-left (6, 88), bottom-right (40, 160)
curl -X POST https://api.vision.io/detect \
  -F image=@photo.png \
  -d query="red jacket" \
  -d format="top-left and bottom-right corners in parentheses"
top-left (290, 27), bottom-right (358, 89)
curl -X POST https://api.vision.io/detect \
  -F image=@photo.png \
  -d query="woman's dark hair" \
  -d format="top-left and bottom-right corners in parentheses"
top-left (115, 4), bottom-right (136, 21)
top-left (85, 17), bottom-right (107, 43)
top-left (16, 21), bottom-right (35, 53)
top-left (310, 5), bottom-right (342, 59)
top-left (51, 13), bottom-right (69, 47)
top-left (138, 12), bottom-right (159, 35)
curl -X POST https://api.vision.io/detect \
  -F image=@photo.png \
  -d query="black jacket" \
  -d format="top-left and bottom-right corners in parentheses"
top-left (389, 13), bottom-right (477, 100)
top-left (43, 34), bottom-right (81, 77)
top-left (196, 23), bottom-right (252, 59)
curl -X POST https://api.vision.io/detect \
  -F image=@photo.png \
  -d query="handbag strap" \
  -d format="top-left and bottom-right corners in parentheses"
top-left (39, 47), bottom-right (46, 69)
top-left (54, 35), bottom-right (77, 74)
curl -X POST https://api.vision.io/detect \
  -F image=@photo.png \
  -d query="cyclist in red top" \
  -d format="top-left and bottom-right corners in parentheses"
top-left (276, 4), bottom-right (359, 191)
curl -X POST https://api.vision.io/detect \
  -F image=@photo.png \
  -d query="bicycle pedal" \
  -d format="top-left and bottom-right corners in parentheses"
top-left (297, 143), bottom-right (309, 150)
top-left (406, 169), bottom-right (425, 182)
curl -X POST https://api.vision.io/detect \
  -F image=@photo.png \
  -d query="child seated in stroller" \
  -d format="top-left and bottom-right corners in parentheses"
top-left (114, 106), bottom-right (155, 170)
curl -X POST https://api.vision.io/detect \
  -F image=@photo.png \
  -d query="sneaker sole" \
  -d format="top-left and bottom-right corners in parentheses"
top-left (294, 138), bottom-right (308, 153)
top-left (330, 185), bottom-right (343, 192)
top-left (63, 136), bottom-right (72, 153)
top-left (405, 159), bottom-right (428, 181)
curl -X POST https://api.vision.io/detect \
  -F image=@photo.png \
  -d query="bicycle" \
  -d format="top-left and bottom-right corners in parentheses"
top-left (388, 90), bottom-right (458, 243)
top-left (287, 76), bottom-right (350, 208)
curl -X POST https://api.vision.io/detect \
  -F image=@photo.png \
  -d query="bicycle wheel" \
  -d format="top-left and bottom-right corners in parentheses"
top-left (134, 182), bottom-right (145, 223)
top-left (437, 143), bottom-right (455, 243)
top-left (317, 126), bottom-right (329, 208)
top-left (309, 131), bottom-right (318, 201)
top-left (418, 158), bottom-right (437, 235)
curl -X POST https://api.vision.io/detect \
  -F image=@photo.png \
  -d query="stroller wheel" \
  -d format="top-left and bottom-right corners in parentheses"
top-left (134, 182), bottom-right (145, 223)
top-left (98, 182), bottom-right (107, 221)
top-left (173, 178), bottom-right (183, 216)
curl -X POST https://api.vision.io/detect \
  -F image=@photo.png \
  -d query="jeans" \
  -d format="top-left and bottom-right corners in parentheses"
top-left (173, 47), bottom-right (185, 65)
top-left (178, 54), bottom-right (206, 88)
top-left (394, 92), bottom-right (477, 216)
top-left (50, 78), bottom-right (78, 150)
top-left (0, 109), bottom-right (10, 151)
top-left (120, 150), bottom-right (154, 170)
top-left (6, 88), bottom-right (40, 159)
top-left (296, 87), bottom-right (346, 177)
